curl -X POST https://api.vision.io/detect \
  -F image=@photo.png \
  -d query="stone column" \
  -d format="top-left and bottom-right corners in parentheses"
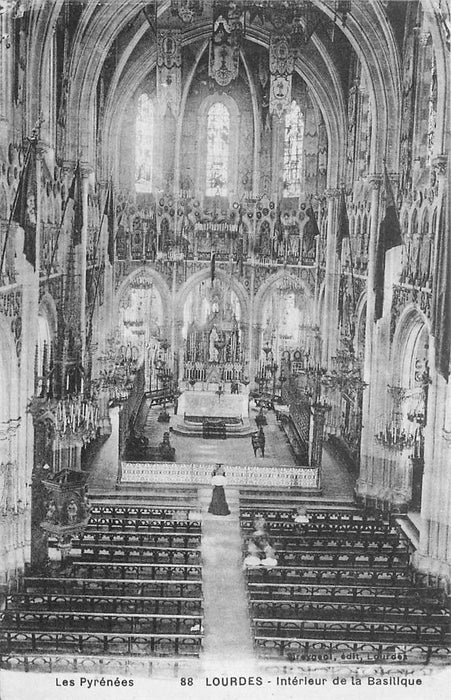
top-left (247, 266), bottom-right (256, 384)
top-left (414, 154), bottom-right (451, 581)
top-left (0, 10), bottom-right (11, 144)
top-left (322, 188), bottom-right (340, 365)
top-left (270, 115), bottom-right (283, 197)
top-left (310, 403), bottom-right (330, 490)
top-left (79, 165), bottom-right (92, 376)
top-left (356, 174), bottom-right (382, 502)
top-left (174, 319), bottom-right (185, 382)
top-left (170, 264), bottom-right (177, 372)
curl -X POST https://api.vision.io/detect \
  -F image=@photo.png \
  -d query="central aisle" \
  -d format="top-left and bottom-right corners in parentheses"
top-left (199, 487), bottom-right (257, 673)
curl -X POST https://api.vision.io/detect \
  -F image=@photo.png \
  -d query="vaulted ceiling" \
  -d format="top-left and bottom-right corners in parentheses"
top-left (29, 1), bottom-right (406, 173)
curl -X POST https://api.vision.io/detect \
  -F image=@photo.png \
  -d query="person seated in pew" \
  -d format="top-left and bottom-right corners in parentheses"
top-left (293, 505), bottom-right (310, 524)
top-left (261, 543), bottom-right (278, 568)
top-left (188, 509), bottom-right (202, 521)
top-left (243, 539), bottom-right (263, 569)
top-left (253, 515), bottom-right (267, 533)
top-left (190, 622), bottom-right (204, 633)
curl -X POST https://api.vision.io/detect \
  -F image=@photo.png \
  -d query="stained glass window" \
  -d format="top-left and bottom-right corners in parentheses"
top-left (135, 93), bottom-right (153, 193)
top-left (206, 102), bottom-right (230, 196)
top-left (283, 100), bottom-right (304, 197)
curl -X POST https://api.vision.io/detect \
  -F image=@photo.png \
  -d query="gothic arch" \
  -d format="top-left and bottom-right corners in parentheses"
top-left (355, 295), bottom-right (367, 362)
top-left (103, 28), bottom-right (345, 189)
top-left (254, 271), bottom-right (314, 327)
top-left (391, 305), bottom-right (432, 388)
top-left (38, 291), bottom-right (58, 350)
top-left (115, 267), bottom-right (172, 324)
top-left (175, 269), bottom-right (249, 328)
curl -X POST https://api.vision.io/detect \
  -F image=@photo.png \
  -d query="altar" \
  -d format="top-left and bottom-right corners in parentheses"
top-left (173, 385), bottom-right (253, 437)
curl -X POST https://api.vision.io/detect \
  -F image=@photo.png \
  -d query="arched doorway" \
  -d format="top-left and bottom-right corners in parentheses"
top-left (392, 311), bottom-right (430, 511)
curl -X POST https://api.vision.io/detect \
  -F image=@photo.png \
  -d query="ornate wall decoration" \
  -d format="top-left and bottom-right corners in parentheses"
top-left (253, 267), bottom-right (315, 297)
top-left (352, 276), bottom-right (366, 307)
top-left (0, 287), bottom-right (23, 361)
top-left (157, 29), bottom-right (182, 116)
top-left (34, 468), bottom-right (90, 552)
top-left (208, 3), bottom-right (245, 87)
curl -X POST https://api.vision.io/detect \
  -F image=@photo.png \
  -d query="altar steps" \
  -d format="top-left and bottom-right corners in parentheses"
top-left (172, 420), bottom-right (254, 438)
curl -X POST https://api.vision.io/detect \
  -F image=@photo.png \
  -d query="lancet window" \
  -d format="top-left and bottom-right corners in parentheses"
top-left (135, 93), bottom-right (154, 193)
top-left (283, 100), bottom-right (304, 197)
top-left (205, 102), bottom-right (230, 197)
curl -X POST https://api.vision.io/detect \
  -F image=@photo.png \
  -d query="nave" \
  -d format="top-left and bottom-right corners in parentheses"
top-left (1, 430), bottom-right (450, 677)
top-left (0, 0), bottom-right (450, 692)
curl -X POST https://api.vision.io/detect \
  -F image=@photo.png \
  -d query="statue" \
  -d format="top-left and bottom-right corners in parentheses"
top-left (209, 326), bottom-right (219, 362)
top-left (159, 432), bottom-right (175, 461)
top-left (66, 499), bottom-right (78, 524)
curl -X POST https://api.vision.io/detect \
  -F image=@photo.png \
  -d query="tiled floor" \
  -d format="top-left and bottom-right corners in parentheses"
top-left (87, 399), bottom-right (356, 502)
top-left (140, 400), bottom-right (296, 467)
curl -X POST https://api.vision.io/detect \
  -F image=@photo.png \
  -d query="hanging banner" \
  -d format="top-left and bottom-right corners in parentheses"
top-left (269, 35), bottom-right (296, 118)
top-left (270, 74), bottom-right (292, 119)
top-left (157, 29), bottom-right (182, 116)
top-left (171, 0), bottom-right (204, 24)
top-left (208, 3), bottom-right (245, 86)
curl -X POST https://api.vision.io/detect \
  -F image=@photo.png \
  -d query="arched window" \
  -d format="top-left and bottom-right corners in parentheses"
top-left (206, 102), bottom-right (230, 197)
top-left (135, 93), bottom-right (153, 193)
top-left (283, 101), bottom-right (304, 197)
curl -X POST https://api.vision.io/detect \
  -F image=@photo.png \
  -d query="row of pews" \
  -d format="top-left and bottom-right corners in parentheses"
top-left (241, 506), bottom-right (451, 665)
top-left (0, 500), bottom-right (204, 673)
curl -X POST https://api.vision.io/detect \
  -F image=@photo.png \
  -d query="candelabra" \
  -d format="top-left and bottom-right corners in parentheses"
top-left (155, 339), bottom-right (173, 422)
top-left (92, 334), bottom-right (139, 405)
top-left (255, 342), bottom-right (279, 400)
top-left (325, 346), bottom-right (367, 395)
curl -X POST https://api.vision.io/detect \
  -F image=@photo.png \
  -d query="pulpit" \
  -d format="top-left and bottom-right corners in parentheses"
top-left (32, 467), bottom-right (90, 565)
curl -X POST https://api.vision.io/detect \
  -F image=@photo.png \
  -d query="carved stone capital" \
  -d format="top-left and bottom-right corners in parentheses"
top-left (0, 418), bottom-right (21, 441)
top-left (385, 172), bottom-right (400, 186)
top-left (35, 140), bottom-right (50, 158)
top-left (416, 30), bottom-right (431, 47)
top-left (62, 160), bottom-right (76, 174)
top-left (432, 154), bottom-right (448, 177)
top-left (368, 174), bottom-right (383, 190)
top-left (324, 188), bottom-right (340, 200)
top-left (80, 162), bottom-right (94, 178)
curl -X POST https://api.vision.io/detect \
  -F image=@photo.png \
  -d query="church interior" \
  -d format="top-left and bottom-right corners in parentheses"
top-left (0, 0), bottom-right (450, 682)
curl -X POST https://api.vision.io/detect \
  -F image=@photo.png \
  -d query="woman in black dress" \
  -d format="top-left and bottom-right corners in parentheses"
top-left (208, 464), bottom-right (230, 516)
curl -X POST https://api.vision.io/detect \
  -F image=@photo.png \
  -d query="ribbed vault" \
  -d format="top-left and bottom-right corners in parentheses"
top-left (25, 0), bottom-right (404, 177)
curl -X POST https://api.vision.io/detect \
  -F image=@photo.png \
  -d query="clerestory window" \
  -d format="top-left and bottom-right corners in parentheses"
top-left (283, 100), bottom-right (304, 197)
top-left (205, 102), bottom-right (230, 197)
top-left (135, 93), bottom-right (154, 193)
